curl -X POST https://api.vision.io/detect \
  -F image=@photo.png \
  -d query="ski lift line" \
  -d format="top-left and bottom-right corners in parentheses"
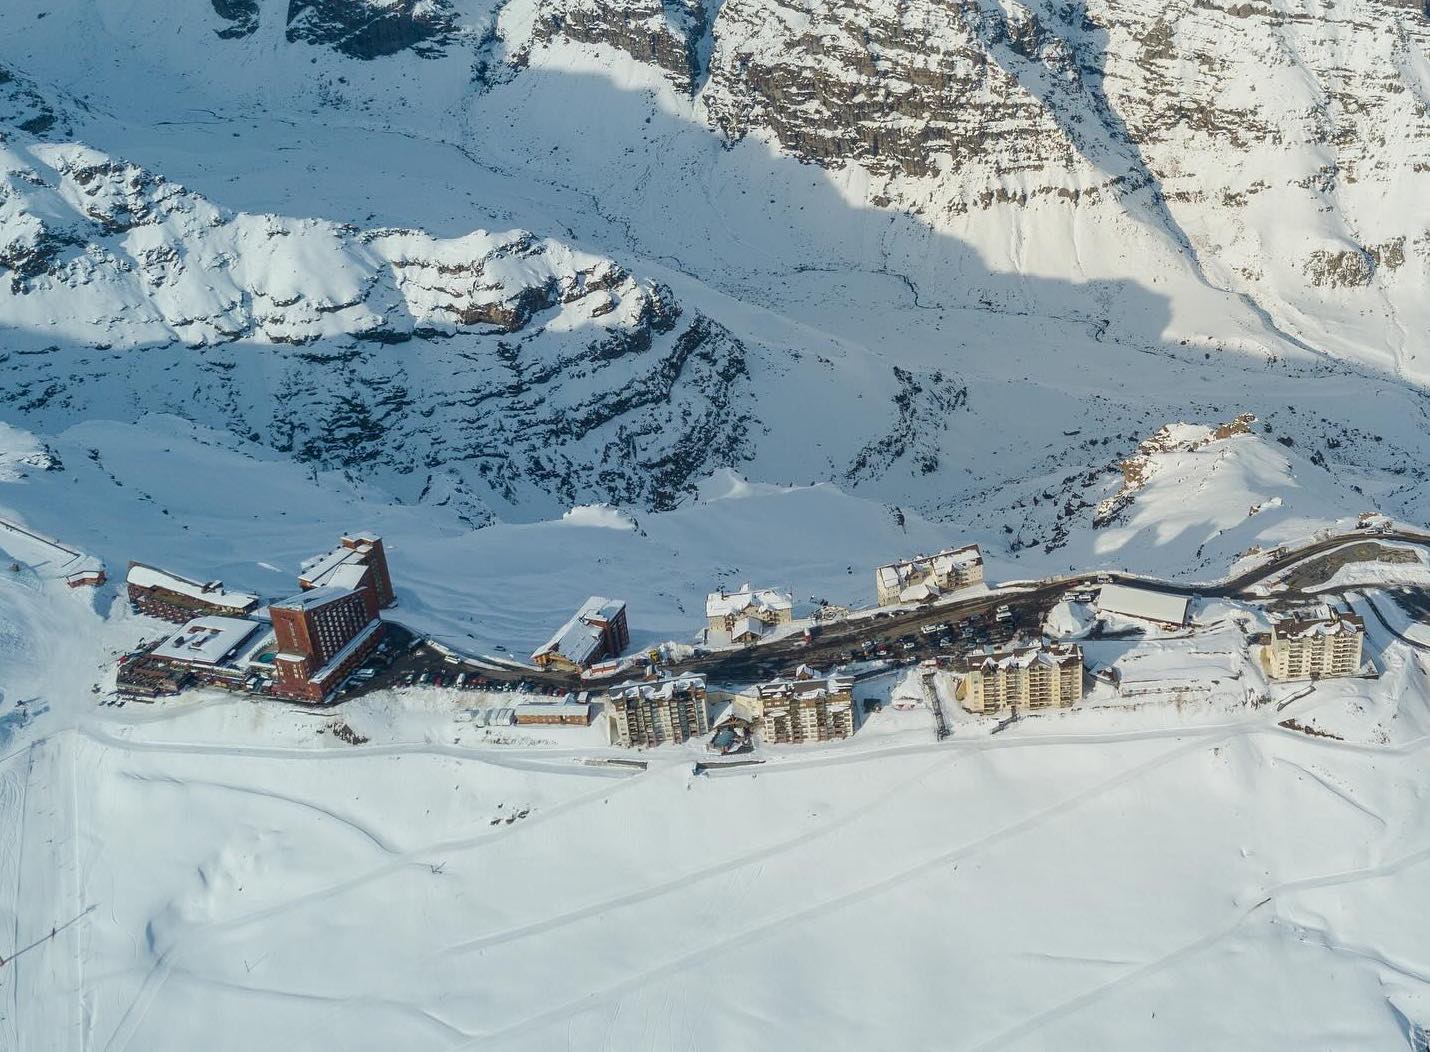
top-left (0, 904), bottom-right (97, 967)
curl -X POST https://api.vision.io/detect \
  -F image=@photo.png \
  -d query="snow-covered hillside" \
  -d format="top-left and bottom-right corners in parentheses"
top-left (4, 4), bottom-right (1430, 1047)
top-left (0, 0), bottom-right (1428, 529)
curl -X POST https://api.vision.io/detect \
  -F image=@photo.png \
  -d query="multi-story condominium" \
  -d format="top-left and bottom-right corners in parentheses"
top-left (606, 675), bottom-right (710, 746)
top-left (706, 584), bottom-right (794, 642)
top-left (1266, 611), bottom-right (1364, 681)
top-left (270, 586), bottom-right (384, 702)
top-left (126, 561), bottom-right (259, 623)
top-left (955, 642), bottom-right (1083, 714)
top-left (875, 544), bottom-right (983, 606)
top-left (299, 534), bottom-right (396, 609)
top-left (750, 668), bottom-right (856, 744)
top-left (533, 596), bottom-right (629, 671)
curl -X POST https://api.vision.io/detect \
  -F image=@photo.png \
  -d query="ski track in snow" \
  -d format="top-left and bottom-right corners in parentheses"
top-left (99, 752), bottom-right (651, 1052)
top-left (443, 696), bottom-right (1338, 1047)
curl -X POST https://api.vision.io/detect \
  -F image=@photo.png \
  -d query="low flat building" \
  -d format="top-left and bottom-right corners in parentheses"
top-left (606, 674), bottom-right (710, 747)
top-left (748, 667), bottom-right (855, 744)
top-left (955, 642), bottom-right (1084, 714)
top-left (147, 614), bottom-right (265, 689)
top-left (532, 597), bottom-right (629, 672)
top-left (127, 562), bottom-right (260, 623)
top-left (1266, 610), bottom-right (1365, 681)
top-left (706, 584), bottom-right (794, 638)
top-left (116, 653), bottom-right (191, 698)
top-left (1095, 584), bottom-right (1189, 628)
top-left (299, 534), bottom-right (396, 609)
top-left (875, 544), bottom-right (984, 606)
top-left (513, 701), bottom-right (593, 726)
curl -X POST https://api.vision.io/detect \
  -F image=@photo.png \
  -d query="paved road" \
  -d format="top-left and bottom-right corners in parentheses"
top-left (357, 527), bottom-right (1430, 698)
top-left (1351, 589), bottom-right (1430, 653)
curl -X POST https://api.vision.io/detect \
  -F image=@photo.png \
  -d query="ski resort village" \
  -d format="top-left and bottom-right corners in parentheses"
top-left (6, 419), bottom-right (1430, 1049)
top-left (12, 510), bottom-right (1406, 764)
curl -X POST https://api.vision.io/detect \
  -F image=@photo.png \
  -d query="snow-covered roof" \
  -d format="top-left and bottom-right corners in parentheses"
top-left (607, 674), bottom-right (707, 701)
top-left (126, 562), bottom-right (258, 610)
top-left (1273, 612), bottom-right (1364, 639)
top-left (731, 616), bottom-right (766, 640)
top-left (877, 545), bottom-right (983, 590)
top-left (533, 596), bottom-right (626, 665)
top-left (271, 586), bottom-right (356, 613)
top-left (899, 581), bottom-right (940, 603)
top-left (323, 562), bottom-right (371, 591)
top-left (754, 668), bottom-right (854, 701)
top-left (959, 642), bottom-right (1082, 674)
top-left (577, 596), bottom-right (626, 624)
top-left (1096, 584), bottom-right (1189, 626)
top-left (300, 545), bottom-right (353, 582)
top-left (706, 584), bottom-right (793, 619)
top-left (309, 621), bottom-right (384, 685)
top-left (152, 616), bottom-right (263, 666)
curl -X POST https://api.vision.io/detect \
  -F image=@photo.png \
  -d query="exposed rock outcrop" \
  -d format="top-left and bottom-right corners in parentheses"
top-left (0, 138), bottom-right (754, 518)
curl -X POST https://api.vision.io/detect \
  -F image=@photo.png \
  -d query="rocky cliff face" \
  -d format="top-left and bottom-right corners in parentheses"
top-left (286, 0), bottom-right (462, 59)
top-left (0, 137), bottom-right (753, 520)
top-left (528, 0), bottom-right (711, 92)
top-left (208, 0), bottom-right (464, 58)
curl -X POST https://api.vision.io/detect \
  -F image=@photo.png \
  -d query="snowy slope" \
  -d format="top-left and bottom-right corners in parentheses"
top-left (0, 0), bottom-right (1427, 533)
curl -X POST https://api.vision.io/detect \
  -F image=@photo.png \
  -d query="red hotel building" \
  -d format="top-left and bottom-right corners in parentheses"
top-left (299, 534), bottom-right (396, 609)
top-left (270, 586), bottom-right (384, 702)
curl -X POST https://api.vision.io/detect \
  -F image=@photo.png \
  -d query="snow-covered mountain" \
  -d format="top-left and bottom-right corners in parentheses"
top-left (1, 0), bottom-right (1429, 532)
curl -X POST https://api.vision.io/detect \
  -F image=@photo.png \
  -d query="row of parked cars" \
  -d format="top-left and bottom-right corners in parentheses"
top-left (846, 607), bottom-right (1020, 665)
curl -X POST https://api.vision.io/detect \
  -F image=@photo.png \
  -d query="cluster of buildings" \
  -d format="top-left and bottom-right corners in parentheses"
top-left (876, 545), bottom-right (984, 606)
top-left (603, 666), bottom-right (856, 749)
top-left (118, 533), bottom-right (396, 703)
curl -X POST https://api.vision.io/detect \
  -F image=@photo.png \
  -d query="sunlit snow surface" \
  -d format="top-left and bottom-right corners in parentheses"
top-left (2, 419), bottom-right (1430, 1051)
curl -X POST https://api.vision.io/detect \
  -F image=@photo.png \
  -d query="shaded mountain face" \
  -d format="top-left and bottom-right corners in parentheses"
top-left (0, 138), bottom-right (753, 522)
top-left (1, 0), bottom-right (1429, 533)
top-left (210, 0), bottom-right (464, 57)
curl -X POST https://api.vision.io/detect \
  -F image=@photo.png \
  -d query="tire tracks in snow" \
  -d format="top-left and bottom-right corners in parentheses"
top-left (424, 752), bottom-right (954, 963)
top-left (99, 758), bottom-right (648, 1052)
top-left (448, 725), bottom-right (1247, 1048)
top-left (966, 841), bottom-right (1430, 1052)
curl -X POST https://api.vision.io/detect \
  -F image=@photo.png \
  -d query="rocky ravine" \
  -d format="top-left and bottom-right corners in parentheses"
top-left (0, 137), bottom-right (753, 521)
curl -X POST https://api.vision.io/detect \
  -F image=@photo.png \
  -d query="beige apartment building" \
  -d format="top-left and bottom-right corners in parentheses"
top-left (706, 584), bottom-right (795, 642)
top-left (605, 674), bottom-right (710, 747)
top-left (748, 667), bottom-right (856, 744)
top-left (955, 642), bottom-right (1084, 714)
top-left (1266, 611), bottom-right (1365, 681)
top-left (876, 544), bottom-right (984, 606)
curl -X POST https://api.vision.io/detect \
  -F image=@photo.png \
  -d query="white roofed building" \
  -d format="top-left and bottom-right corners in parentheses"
top-left (1266, 610), bottom-right (1365, 681)
top-left (706, 584), bottom-right (794, 637)
top-left (605, 674), bottom-right (710, 746)
top-left (745, 667), bottom-right (855, 744)
top-left (1095, 584), bottom-right (1189, 628)
top-left (149, 615), bottom-right (265, 687)
top-left (299, 534), bottom-right (396, 609)
top-left (127, 561), bottom-right (259, 623)
top-left (955, 642), bottom-right (1084, 714)
top-left (876, 544), bottom-right (984, 606)
top-left (533, 597), bottom-right (629, 672)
